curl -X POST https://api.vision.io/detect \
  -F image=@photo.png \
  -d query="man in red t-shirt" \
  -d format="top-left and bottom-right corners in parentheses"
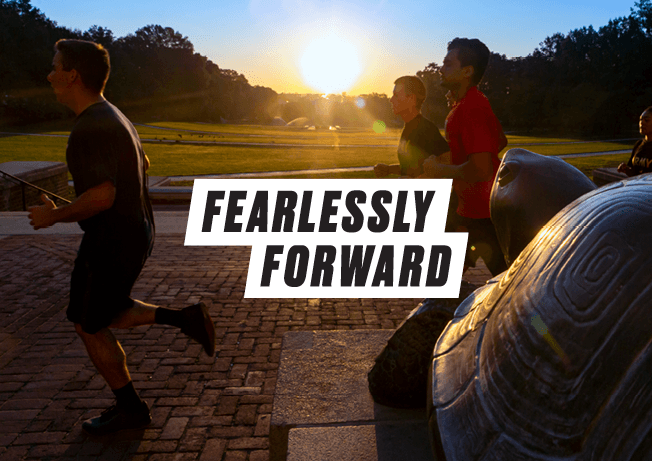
top-left (423, 38), bottom-right (508, 276)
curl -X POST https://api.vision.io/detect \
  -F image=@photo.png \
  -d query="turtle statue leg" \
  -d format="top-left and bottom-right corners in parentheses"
top-left (368, 281), bottom-right (479, 408)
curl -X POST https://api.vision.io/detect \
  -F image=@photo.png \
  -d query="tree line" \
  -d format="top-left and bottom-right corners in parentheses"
top-left (2, 0), bottom-right (651, 134)
top-left (276, 93), bottom-right (397, 128)
top-left (419, 0), bottom-right (652, 135)
top-left (0, 0), bottom-right (278, 125)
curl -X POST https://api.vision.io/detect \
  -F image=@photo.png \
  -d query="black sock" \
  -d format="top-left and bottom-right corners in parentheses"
top-left (112, 381), bottom-right (143, 412)
top-left (155, 307), bottom-right (185, 328)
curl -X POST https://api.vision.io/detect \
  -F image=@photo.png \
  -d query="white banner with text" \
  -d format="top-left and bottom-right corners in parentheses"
top-left (184, 179), bottom-right (467, 298)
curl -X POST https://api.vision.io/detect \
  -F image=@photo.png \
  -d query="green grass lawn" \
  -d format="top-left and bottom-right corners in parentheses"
top-left (143, 144), bottom-right (399, 176)
top-left (564, 153), bottom-right (630, 180)
top-left (136, 130), bottom-right (402, 146)
top-left (171, 170), bottom-right (378, 185)
top-left (0, 135), bottom-right (68, 163)
top-left (136, 122), bottom-right (403, 146)
top-left (0, 121), bottom-right (636, 178)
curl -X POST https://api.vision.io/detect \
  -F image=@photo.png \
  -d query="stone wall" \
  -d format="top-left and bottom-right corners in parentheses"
top-left (0, 161), bottom-right (69, 211)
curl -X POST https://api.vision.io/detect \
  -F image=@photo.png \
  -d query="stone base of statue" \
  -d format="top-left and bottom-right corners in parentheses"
top-left (270, 330), bottom-right (436, 461)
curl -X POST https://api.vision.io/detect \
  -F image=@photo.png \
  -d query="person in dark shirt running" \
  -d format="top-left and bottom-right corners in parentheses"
top-left (374, 76), bottom-right (450, 178)
top-left (28, 39), bottom-right (216, 436)
top-left (618, 106), bottom-right (652, 176)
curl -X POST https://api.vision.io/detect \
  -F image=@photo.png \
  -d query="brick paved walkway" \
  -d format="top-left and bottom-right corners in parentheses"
top-left (0, 234), bottom-right (491, 461)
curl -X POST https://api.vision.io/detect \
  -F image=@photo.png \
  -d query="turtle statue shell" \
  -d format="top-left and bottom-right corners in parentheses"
top-left (491, 148), bottom-right (597, 266)
top-left (428, 175), bottom-right (652, 460)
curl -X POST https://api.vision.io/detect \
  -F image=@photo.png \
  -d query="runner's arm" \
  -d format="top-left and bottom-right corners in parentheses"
top-left (374, 163), bottom-right (401, 177)
top-left (28, 180), bottom-right (116, 230)
top-left (423, 151), bottom-right (493, 183)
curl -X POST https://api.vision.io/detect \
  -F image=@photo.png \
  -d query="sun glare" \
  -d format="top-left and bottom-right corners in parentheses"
top-left (300, 34), bottom-right (361, 94)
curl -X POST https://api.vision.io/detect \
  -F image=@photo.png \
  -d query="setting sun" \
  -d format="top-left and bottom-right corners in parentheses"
top-left (299, 33), bottom-right (362, 94)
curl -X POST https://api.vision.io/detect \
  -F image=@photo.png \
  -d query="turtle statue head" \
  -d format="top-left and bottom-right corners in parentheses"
top-left (490, 148), bottom-right (597, 266)
top-left (429, 175), bottom-right (652, 460)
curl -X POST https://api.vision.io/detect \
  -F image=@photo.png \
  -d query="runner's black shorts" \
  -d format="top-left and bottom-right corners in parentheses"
top-left (67, 231), bottom-right (150, 334)
top-left (449, 213), bottom-right (507, 277)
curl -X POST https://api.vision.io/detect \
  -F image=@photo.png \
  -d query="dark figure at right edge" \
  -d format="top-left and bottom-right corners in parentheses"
top-left (618, 106), bottom-right (652, 176)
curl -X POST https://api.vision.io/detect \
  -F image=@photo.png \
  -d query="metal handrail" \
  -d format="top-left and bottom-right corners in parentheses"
top-left (0, 168), bottom-right (72, 211)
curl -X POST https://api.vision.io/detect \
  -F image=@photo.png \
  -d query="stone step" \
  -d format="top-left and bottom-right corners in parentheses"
top-left (148, 186), bottom-right (193, 204)
top-left (68, 176), bottom-right (189, 205)
top-left (0, 211), bottom-right (189, 235)
top-left (592, 167), bottom-right (627, 187)
top-left (68, 175), bottom-right (171, 188)
top-left (148, 176), bottom-right (171, 188)
top-left (270, 330), bottom-right (435, 461)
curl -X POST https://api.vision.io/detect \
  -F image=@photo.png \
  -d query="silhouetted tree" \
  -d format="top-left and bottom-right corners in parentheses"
top-left (0, 1), bottom-right (278, 125)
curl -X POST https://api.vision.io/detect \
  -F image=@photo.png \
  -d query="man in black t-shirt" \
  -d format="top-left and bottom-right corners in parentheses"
top-left (28, 39), bottom-right (216, 436)
top-left (374, 76), bottom-right (450, 178)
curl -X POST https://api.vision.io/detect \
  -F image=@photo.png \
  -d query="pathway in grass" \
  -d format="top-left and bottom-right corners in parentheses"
top-left (556, 150), bottom-right (630, 158)
top-left (167, 149), bottom-right (631, 181)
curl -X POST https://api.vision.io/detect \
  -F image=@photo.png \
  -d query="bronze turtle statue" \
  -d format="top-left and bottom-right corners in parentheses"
top-left (369, 149), bottom-right (595, 409)
top-left (429, 174), bottom-right (652, 460)
top-left (491, 148), bottom-right (597, 265)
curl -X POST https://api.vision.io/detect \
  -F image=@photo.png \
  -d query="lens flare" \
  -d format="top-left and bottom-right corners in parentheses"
top-left (372, 120), bottom-right (386, 134)
top-left (531, 313), bottom-right (570, 366)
